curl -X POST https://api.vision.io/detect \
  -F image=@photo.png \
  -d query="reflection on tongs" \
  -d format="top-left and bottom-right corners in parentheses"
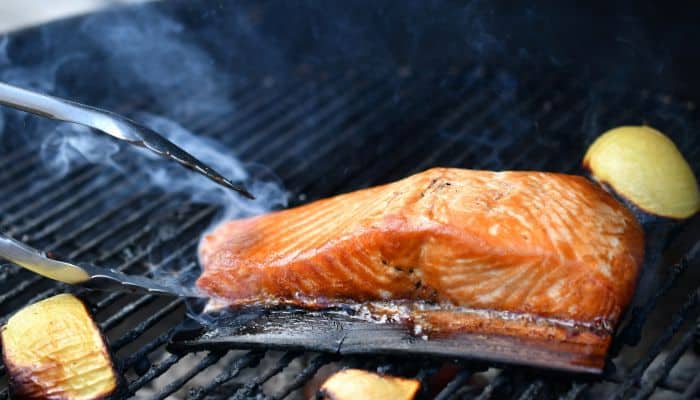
top-left (0, 234), bottom-right (204, 298)
top-left (0, 81), bottom-right (253, 199)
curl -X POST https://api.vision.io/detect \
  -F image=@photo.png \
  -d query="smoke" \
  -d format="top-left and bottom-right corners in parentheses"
top-left (0, 36), bottom-right (7, 137)
top-left (123, 113), bottom-right (289, 301)
top-left (33, 114), bottom-right (289, 223)
top-left (0, 36), bottom-right (8, 65)
top-left (69, 5), bottom-right (288, 217)
top-left (79, 10), bottom-right (231, 119)
top-left (459, 0), bottom-right (507, 60)
top-left (39, 124), bottom-right (121, 176)
top-left (134, 113), bottom-right (287, 220)
top-left (0, 5), bottom-right (288, 219)
top-left (0, 3), bottom-right (289, 305)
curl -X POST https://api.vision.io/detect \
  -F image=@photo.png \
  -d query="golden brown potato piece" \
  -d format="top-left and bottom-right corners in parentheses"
top-left (318, 369), bottom-right (420, 400)
top-left (584, 125), bottom-right (700, 219)
top-left (1, 294), bottom-right (118, 400)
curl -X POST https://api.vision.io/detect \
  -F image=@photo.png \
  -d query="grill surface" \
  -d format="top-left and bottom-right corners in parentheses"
top-left (0, 2), bottom-right (699, 399)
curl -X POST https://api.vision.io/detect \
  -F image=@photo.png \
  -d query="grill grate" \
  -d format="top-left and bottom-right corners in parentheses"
top-left (0, 8), bottom-right (699, 398)
top-left (0, 65), bottom-right (696, 399)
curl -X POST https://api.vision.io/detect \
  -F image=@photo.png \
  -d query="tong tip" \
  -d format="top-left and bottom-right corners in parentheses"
top-left (218, 177), bottom-right (256, 200)
top-left (196, 163), bottom-right (255, 199)
top-left (136, 129), bottom-right (256, 199)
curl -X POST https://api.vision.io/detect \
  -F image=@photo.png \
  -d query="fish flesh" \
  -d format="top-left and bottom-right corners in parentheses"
top-left (197, 168), bottom-right (644, 373)
top-left (197, 168), bottom-right (644, 369)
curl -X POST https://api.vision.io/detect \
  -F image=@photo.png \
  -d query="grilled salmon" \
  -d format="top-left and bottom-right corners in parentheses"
top-left (197, 167), bottom-right (644, 328)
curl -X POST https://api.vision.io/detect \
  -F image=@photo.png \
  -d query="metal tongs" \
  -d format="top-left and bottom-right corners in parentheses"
top-left (0, 81), bottom-right (253, 199)
top-left (0, 234), bottom-right (204, 298)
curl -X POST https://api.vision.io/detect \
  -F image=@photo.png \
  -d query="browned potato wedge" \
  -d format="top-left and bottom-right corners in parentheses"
top-left (584, 126), bottom-right (700, 219)
top-left (318, 368), bottom-right (420, 400)
top-left (1, 294), bottom-right (118, 400)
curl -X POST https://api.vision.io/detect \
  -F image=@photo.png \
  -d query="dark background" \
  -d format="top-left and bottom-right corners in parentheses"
top-left (4, 0), bottom-right (700, 100)
top-left (170, 0), bottom-right (700, 99)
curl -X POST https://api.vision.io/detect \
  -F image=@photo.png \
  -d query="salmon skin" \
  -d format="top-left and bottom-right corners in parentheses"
top-left (197, 168), bottom-right (644, 370)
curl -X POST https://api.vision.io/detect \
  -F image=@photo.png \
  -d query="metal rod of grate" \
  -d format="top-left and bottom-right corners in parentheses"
top-left (612, 288), bottom-right (699, 399)
top-left (230, 351), bottom-right (300, 400)
top-left (632, 325), bottom-right (698, 400)
top-left (0, 67), bottom-right (697, 400)
top-left (434, 370), bottom-right (473, 400)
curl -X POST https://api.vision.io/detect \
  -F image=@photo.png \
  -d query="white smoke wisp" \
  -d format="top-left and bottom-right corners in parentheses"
top-left (0, 7), bottom-right (290, 305)
top-left (39, 124), bottom-right (121, 177)
top-left (136, 113), bottom-right (288, 221)
top-left (38, 113), bottom-right (290, 220)
top-left (79, 8), bottom-right (234, 119)
top-left (0, 6), bottom-right (289, 221)
top-left (0, 36), bottom-right (8, 137)
top-left (0, 35), bottom-right (8, 66)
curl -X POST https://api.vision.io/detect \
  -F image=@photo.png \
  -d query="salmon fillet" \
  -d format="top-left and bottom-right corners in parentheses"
top-left (198, 168), bottom-right (644, 327)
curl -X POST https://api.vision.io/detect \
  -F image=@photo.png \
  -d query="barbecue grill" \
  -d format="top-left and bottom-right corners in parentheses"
top-left (0, 1), bottom-right (698, 399)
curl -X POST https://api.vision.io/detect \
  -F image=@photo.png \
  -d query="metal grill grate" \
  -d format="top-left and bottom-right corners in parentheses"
top-left (0, 64), bottom-right (697, 399)
top-left (0, 2), bottom-right (699, 396)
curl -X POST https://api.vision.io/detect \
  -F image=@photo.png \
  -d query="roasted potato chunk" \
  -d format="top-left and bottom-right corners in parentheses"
top-left (318, 368), bottom-right (420, 400)
top-left (584, 125), bottom-right (700, 219)
top-left (1, 294), bottom-right (117, 400)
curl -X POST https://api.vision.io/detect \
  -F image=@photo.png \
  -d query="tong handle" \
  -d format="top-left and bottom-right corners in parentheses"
top-left (0, 235), bottom-right (202, 298)
top-left (0, 235), bottom-right (89, 284)
top-left (0, 82), bottom-right (141, 141)
top-left (0, 81), bottom-right (254, 198)
top-left (0, 82), bottom-right (80, 119)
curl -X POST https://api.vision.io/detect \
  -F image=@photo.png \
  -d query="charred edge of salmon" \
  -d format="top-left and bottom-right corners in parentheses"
top-left (373, 302), bottom-right (613, 335)
top-left (411, 309), bottom-right (610, 370)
